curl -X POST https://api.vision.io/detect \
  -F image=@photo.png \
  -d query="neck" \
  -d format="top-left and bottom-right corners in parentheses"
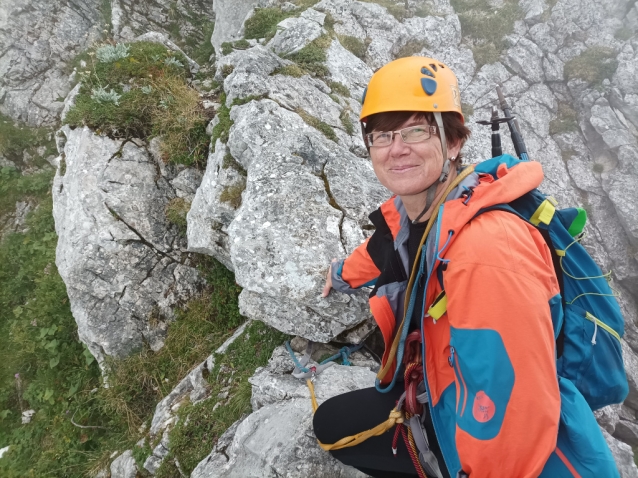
top-left (401, 167), bottom-right (459, 223)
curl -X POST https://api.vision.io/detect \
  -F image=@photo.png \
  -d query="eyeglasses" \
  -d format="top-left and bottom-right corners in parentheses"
top-left (365, 125), bottom-right (437, 147)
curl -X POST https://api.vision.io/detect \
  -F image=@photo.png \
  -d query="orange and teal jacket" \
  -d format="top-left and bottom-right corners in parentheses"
top-left (331, 159), bottom-right (618, 477)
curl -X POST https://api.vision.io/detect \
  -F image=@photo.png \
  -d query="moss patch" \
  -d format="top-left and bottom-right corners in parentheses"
top-left (549, 102), bottom-right (579, 135)
top-left (564, 47), bottom-right (619, 87)
top-left (614, 27), bottom-right (633, 42)
top-left (297, 109), bottom-right (337, 142)
top-left (64, 41), bottom-right (211, 167)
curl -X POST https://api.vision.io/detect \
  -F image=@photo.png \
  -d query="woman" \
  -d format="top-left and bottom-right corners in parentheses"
top-left (313, 57), bottom-right (618, 478)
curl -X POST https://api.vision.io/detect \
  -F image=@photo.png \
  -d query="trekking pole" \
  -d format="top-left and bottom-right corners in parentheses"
top-left (477, 106), bottom-right (513, 158)
top-left (496, 85), bottom-right (530, 161)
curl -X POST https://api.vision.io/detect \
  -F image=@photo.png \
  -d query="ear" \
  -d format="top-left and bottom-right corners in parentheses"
top-left (447, 138), bottom-right (462, 160)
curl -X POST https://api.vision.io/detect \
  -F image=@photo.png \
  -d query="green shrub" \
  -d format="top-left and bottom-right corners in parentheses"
top-left (564, 47), bottom-right (619, 87)
top-left (297, 109), bottom-right (337, 142)
top-left (244, 8), bottom-right (291, 40)
top-left (64, 42), bottom-right (211, 167)
top-left (338, 35), bottom-right (367, 59)
top-left (549, 102), bottom-right (579, 135)
top-left (0, 167), bottom-right (53, 219)
top-left (157, 321), bottom-right (289, 476)
top-left (190, 21), bottom-right (216, 65)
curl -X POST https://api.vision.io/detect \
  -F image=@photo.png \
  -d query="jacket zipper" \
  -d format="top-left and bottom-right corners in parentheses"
top-left (449, 346), bottom-right (468, 417)
top-left (584, 311), bottom-right (620, 344)
top-left (420, 207), bottom-right (455, 477)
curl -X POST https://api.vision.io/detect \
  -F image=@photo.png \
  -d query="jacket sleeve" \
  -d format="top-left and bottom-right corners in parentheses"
top-left (443, 212), bottom-right (561, 478)
top-left (331, 237), bottom-right (381, 293)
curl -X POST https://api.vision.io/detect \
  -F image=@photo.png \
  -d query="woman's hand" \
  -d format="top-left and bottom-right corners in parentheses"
top-left (322, 258), bottom-right (338, 298)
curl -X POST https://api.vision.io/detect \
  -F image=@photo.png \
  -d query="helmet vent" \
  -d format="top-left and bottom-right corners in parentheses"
top-left (421, 67), bottom-right (434, 77)
top-left (439, 64), bottom-right (445, 68)
top-left (429, 63), bottom-right (438, 71)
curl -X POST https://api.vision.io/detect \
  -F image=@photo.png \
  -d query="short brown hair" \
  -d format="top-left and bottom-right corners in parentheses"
top-left (364, 111), bottom-right (471, 162)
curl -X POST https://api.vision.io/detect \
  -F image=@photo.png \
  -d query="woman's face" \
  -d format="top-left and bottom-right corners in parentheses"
top-left (369, 114), bottom-right (459, 197)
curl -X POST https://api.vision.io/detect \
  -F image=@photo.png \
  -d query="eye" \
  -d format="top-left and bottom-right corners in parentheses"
top-left (373, 132), bottom-right (392, 141)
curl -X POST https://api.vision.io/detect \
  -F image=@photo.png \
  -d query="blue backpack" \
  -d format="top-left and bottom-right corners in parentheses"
top-left (474, 155), bottom-right (629, 411)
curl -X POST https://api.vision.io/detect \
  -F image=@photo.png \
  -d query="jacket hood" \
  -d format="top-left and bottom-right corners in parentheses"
top-left (434, 155), bottom-right (545, 260)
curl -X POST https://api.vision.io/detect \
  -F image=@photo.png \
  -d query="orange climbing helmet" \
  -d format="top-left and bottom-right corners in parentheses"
top-left (359, 56), bottom-right (464, 123)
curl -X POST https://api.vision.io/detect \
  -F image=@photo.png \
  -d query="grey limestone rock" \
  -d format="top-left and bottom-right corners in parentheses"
top-left (187, 140), bottom-right (242, 270)
top-left (133, 32), bottom-right (200, 75)
top-left (110, 450), bottom-right (138, 478)
top-left (0, 0), bottom-right (102, 126)
top-left (191, 347), bottom-right (374, 478)
top-left (325, 39), bottom-right (373, 101)
top-left (211, 0), bottom-right (259, 55)
top-left (224, 99), bottom-right (387, 342)
top-left (603, 429), bottom-right (638, 478)
top-left (267, 9), bottom-right (326, 55)
top-left (111, 0), bottom-right (215, 47)
top-left (52, 126), bottom-right (204, 364)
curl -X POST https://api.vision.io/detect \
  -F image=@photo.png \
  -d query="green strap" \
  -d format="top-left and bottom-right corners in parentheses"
top-left (568, 208), bottom-right (587, 237)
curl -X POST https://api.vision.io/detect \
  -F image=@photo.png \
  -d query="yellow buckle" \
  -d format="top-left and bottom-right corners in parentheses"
top-left (530, 199), bottom-right (556, 226)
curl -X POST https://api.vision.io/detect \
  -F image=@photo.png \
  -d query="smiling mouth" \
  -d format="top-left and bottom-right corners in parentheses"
top-left (390, 165), bottom-right (418, 172)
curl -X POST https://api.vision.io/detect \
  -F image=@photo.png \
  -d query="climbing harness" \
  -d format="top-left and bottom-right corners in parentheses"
top-left (285, 340), bottom-right (362, 413)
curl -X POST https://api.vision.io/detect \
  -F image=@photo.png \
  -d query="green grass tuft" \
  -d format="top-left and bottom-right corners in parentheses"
top-left (564, 47), bottom-right (619, 87)
top-left (157, 321), bottom-right (290, 475)
top-left (211, 94), bottom-right (232, 145)
top-left (359, 0), bottom-right (410, 21)
top-left (451, 0), bottom-right (521, 69)
top-left (64, 41), bottom-right (211, 167)
top-left (222, 153), bottom-right (247, 176)
top-left (395, 39), bottom-right (428, 58)
top-left (0, 113), bottom-right (56, 165)
top-left (338, 35), bottom-right (367, 60)
top-left (297, 109), bottom-right (337, 142)
top-left (340, 109), bottom-right (355, 136)
top-left (286, 35), bottom-right (331, 78)
top-left (244, 8), bottom-right (292, 41)
top-left (220, 181), bottom-right (247, 209)
top-left (272, 64), bottom-right (306, 77)
top-left (165, 197), bottom-right (191, 235)
top-left (329, 81), bottom-right (351, 97)
top-left (549, 102), bottom-right (579, 135)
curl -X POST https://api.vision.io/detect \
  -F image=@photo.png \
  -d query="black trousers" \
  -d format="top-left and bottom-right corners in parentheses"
top-left (313, 386), bottom-right (421, 478)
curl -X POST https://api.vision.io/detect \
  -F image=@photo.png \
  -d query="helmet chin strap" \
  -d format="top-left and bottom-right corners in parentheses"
top-left (411, 112), bottom-right (453, 224)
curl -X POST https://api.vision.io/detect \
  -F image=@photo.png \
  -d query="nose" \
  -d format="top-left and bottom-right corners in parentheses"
top-left (388, 131), bottom-right (410, 156)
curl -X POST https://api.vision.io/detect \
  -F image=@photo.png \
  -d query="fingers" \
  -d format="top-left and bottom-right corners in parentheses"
top-left (322, 258), bottom-right (338, 298)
